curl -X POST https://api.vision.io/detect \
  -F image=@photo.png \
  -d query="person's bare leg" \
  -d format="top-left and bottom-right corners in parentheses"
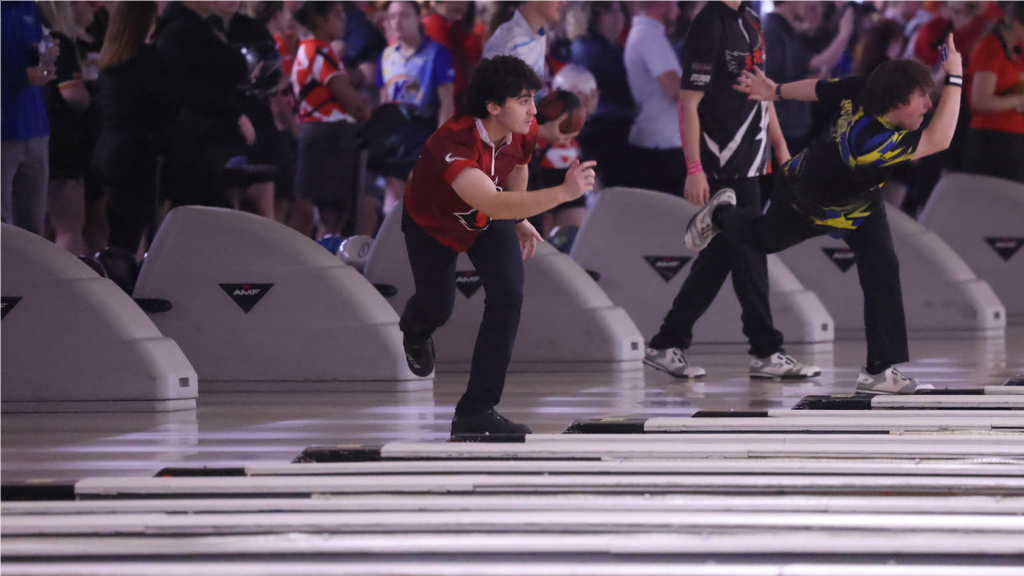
top-left (552, 206), bottom-right (586, 230)
top-left (289, 198), bottom-right (315, 237)
top-left (274, 198), bottom-right (290, 224)
top-left (317, 206), bottom-right (346, 239)
top-left (47, 178), bottom-right (86, 255)
top-left (83, 196), bottom-right (109, 256)
top-left (358, 195), bottom-right (381, 237)
top-left (383, 176), bottom-right (407, 215)
top-left (246, 181), bottom-right (276, 218)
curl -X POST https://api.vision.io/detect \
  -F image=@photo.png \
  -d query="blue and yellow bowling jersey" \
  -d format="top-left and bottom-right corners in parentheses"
top-left (781, 77), bottom-right (923, 236)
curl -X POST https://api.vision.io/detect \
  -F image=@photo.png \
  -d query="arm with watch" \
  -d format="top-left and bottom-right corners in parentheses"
top-left (733, 34), bottom-right (964, 160)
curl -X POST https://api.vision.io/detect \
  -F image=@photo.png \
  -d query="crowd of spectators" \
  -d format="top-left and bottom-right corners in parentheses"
top-left (2, 1), bottom-right (1022, 264)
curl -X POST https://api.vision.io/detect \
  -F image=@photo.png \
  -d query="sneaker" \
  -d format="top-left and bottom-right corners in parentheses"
top-left (451, 409), bottom-right (532, 435)
top-left (684, 188), bottom-right (737, 252)
top-left (644, 347), bottom-right (706, 379)
top-left (403, 336), bottom-right (435, 377)
top-left (750, 352), bottom-right (821, 379)
top-left (856, 366), bottom-right (935, 395)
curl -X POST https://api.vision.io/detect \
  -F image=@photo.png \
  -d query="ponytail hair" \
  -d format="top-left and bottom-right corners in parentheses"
top-left (292, 0), bottom-right (339, 30)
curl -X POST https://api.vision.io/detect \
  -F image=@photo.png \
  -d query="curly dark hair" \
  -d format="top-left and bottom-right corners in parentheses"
top-left (861, 59), bottom-right (934, 117)
top-left (465, 56), bottom-right (543, 119)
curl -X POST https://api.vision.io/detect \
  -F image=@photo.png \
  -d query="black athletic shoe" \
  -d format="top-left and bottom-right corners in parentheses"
top-left (451, 409), bottom-right (532, 435)
top-left (403, 336), bottom-right (435, 377)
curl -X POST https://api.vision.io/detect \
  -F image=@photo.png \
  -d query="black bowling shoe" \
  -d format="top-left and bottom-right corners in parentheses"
top-left (403, 336), bottom-right (435, 377)
top-left (451, 409), bottom-right (532, 435)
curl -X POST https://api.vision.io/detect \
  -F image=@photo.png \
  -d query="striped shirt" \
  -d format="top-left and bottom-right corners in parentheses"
top-left (291, 39), bottom-right (354, 123)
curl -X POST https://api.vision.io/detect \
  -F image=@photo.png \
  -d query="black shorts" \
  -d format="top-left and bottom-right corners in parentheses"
top-left (964, 129), bottom-right (1024, 182)
top-left (294, 120), bottom-right (359, 205)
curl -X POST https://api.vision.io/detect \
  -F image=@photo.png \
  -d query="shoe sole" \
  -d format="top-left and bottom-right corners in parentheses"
top-left (750, 371), bottom-right (822, 380)
top-left (684, 211), bottom-right (707, 252)
top-left (644, 358), bottom-right (705, 379)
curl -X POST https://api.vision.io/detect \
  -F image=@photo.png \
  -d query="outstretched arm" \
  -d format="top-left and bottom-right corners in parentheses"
top-left (734, 66), bottom-right (820, 102)
top-left (451, 160), bottom-right (596, 221)
top-left (914, 34), bottom-right (964, 159)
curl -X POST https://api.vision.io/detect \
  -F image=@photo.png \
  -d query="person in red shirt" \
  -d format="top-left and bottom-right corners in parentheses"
top-left (965, 2), bottom-right (1024, 182)
top-left (423, 1), bottom-right (482, 113)
top-left (401, 55), bottom-right (596, 435)
top-left (912, 1), bottom-right (997, 69)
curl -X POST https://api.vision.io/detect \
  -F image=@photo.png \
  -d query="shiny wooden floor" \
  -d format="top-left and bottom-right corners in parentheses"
top-left (4, 326), bottom-right (1022, 484)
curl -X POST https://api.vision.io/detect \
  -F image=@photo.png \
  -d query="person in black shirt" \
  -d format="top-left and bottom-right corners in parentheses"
top-left (38, 0), bottom-right (92, 256)
top-left (93, 2), bottom-right (179, 255)
top-left (153, 1), bottom-right (250, 209)
top-left (687, 34), bottom-right (965, 395)
top-left (218, 1), bottom-right (287, 220)
top-left (644, 1), bottom-right (820, 382)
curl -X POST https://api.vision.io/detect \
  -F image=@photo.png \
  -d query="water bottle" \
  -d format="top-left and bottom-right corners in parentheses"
top-left (38, 30), bottom-right (57, 73)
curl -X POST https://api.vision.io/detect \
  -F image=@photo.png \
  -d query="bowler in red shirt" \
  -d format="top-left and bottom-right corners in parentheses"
top-left (400, 55), bottom-right (596, 435)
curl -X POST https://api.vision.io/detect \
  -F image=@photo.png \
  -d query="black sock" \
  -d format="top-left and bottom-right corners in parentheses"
top-left (866, 362), bottom-right (890, 375)
top-left (711, 204), bottom-right (733, 228)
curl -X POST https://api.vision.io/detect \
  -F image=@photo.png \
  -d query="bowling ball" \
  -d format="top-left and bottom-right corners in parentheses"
top-left (536, 90), bottom-right (583, 134)
top-left (317, 234), bottom-right (345, 255)
top-left (548, 225), bottom-right (579, 254)
top-left (95, 246), bottom-right (140, 295)
top-left (78, 256), bottom-right (107, 278)
top-left (338, 235), bottom-right (373, 271)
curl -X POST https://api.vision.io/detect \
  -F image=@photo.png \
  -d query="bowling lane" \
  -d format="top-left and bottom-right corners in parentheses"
top-left (3, 327), bottom-right (1022, 483)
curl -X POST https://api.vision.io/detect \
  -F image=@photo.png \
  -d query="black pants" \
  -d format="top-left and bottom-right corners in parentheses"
top-left (963, 129), bottom-right (1024, 183)
top-left (93, 135), bottom-right (159, 253)
top-left (649, 177), bottom-right (783, 357)
top-left (400, 207), bottom-right (524, 416)
top-left (718, 194), bottom-right (908, 368)
top-left (621, 146), bottom-right (686, 196)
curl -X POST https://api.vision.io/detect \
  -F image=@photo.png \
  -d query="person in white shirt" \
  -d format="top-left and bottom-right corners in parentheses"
top-left (623, 1), bottom-right (685, 195)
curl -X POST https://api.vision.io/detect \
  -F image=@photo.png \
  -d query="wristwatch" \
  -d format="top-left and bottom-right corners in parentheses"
top-left (775, 83), bottom-right (785, 101)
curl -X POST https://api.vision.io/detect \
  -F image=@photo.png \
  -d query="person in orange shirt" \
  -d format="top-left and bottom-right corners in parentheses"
top-left (290, 2), bottom-right (371, 239)
top-left (965, 2), bottom-right (1024, 182)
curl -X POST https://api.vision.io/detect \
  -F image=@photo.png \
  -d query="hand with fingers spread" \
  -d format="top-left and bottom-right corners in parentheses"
top-left (733, 66), bottom-right (778, 102)
top-left (515, 219), bottom-right (543, 259)
top-left (561, 159), bottom-right (597, 202)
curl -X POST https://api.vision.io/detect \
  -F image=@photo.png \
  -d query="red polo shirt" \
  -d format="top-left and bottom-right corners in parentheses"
top-left (405, 115), bottom-right (538, 252)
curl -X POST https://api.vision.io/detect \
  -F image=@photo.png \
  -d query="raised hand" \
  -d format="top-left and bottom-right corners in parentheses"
top-left (562, 159), bottom-right (597, 201)
top-left (941, 33), bottom-right (963, 77)
top-left (733, 66), bottom-right (777, 102)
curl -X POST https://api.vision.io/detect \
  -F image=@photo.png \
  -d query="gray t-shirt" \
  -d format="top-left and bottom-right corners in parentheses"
top-left (624, 15), bottom-right (682, 149)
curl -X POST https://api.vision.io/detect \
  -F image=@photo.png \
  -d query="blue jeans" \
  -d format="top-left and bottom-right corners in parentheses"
top-left (400, 206), bottom-right (525, 415)
top-left (1, 137), bottom-right (49, 235)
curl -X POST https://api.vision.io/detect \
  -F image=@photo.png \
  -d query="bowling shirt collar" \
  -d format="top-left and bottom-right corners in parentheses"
top-left (474, 118), bottom-right (514, 148)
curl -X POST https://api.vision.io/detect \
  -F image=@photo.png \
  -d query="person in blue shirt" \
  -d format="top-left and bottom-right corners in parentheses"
top-left (570, 0), bottom-right (634, 188)
top-left (2, 1), bottom-right (54, 235)
top-left (372, 0), bottom-right (456, 217)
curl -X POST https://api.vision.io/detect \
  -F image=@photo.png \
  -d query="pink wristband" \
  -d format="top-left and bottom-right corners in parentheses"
top-left (686, 160), bottom-right (704, 176)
